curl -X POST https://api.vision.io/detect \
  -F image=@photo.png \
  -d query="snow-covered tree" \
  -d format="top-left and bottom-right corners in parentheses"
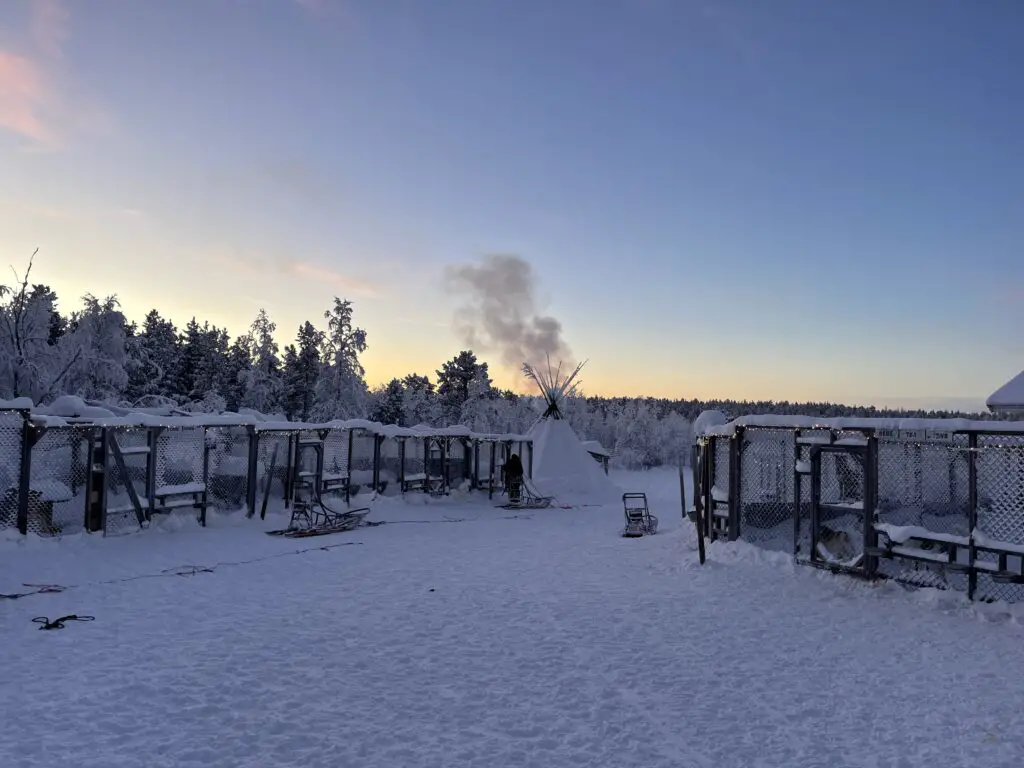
top-left (239, 309), bottom-right (283, 415)
top-left (61, 294), bottom-right (130, 403)
top-left (370, 378), bottom-right (406, 426)
top-left (135, 310), bottom-right (181, 401)
top-left (401, 373), bottom-right (438, 427)
top-left (313, 298), bottom-right (368, 420)
top-left (0, 255), bottom-right (80, 402)
top-left (282, 321), bottom-right (324, 422)
top-left (436, 350), bottom-right (492, 424)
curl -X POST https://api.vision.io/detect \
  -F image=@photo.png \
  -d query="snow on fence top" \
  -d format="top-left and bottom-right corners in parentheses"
top-left (987, 369), bottom-right (1024, 413)
top-left (4, 396), bottom-right (530, 441)
top-left (0, 397), bottom-right (33, 410)
top-left (700, 413), bottom-right (1024, 437)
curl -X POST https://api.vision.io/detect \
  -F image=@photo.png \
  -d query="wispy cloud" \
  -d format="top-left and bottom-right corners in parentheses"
top-left (0, 51), bottom-right (53, 144)
top-left (0, 0), bottom-right (109, 149)
top-left (212, 248), bottom-right (379, 299)
top-left (281, 259), bottom-right (378, 298)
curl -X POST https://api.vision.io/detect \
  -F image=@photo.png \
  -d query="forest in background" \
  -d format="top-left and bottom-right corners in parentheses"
top-left (0, 258), bottom-right (1001, 469)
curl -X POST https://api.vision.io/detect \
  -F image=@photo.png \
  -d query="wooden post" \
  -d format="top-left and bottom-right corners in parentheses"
top-left (245, 427), bottom-right (258, 518)
top-left (345, 429), bottom-right (354, 503)
top-left (16, 411), bottom-right (34, 536)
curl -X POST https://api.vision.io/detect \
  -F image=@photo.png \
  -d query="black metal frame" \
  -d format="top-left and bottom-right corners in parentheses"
top-left (696, 421), bottom-right (1024, 601)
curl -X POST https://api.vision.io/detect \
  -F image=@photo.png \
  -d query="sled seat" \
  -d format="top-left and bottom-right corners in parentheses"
top-left (623, 492), bottom-right (658, 537)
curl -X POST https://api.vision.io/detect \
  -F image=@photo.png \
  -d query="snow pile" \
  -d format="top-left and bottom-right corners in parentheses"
top-left (988, 369), bottom-right (1024, 412)
top-left (527, 418), bottom-right (621, 505)
top-left (692, 409), bottom-right (728, 436)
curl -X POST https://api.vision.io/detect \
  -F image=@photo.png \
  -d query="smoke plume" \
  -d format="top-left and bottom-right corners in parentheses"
top-left (444, 254), bottom-right (574, 372)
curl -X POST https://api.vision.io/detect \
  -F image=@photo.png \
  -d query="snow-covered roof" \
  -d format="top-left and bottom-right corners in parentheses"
top-left (702, 414), bottom-right (1024, 437)
top-left (15, 402), bottom-right (533, 442)
top-left (987, 370), bottom-right (1024, 413)
top-left (581, 440), bottom-right (611, 457)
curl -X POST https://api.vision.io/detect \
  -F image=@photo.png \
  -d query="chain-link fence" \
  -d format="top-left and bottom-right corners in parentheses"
top-left (105, 426), bottom-right (150, 536)
top-left (349, 429), bottom-right (377, 494)
top-left (0, 410), bottom-right (25, 533)
top-left (975, 434), bottom-right (1024, 603)
top-left (206, 426), bottom-right (252, 512)
top-left (875, 435), bottom-right (970, 591)
top-left (3, 416), bottom-right (539, 536)
top-left (739, 429), bottom-right (795, 551)
top-left (254, 430), bottom-right (292, 505)
top-left (28, 425), bottom-right (92, 536)
top-left (698, 422), bottom-right (1024, 603)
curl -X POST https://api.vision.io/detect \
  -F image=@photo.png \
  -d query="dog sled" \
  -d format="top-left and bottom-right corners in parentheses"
top-left (622, 492), bottom-right (658, 538)
top-left (500, 475), bottom-right (554, 510)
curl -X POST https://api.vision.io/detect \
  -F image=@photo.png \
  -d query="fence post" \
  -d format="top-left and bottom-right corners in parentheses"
top-left (729, 427), bottom-right (744, 541)
top-left (200, 428), bottom-right (210, 527)
top-left (864, 431), bottom-right (879, 578)
top-left (146, 427), bottom-right (161, 521)
top-left (372, 433), bottom-right (382, 492)
top-left (967, 431), bottom-right (978, 600)
top-left (85, 427), bottom-right (108, 533)
top-left (346, 429), bottom-right (354, 503)
top-left (245, 426), bottom-right (258, 517)
top-left (16, 410), bottom-right (33, 536)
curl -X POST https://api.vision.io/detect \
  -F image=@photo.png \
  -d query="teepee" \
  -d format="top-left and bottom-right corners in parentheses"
top-left (523, 357), bottom-right (621, 504)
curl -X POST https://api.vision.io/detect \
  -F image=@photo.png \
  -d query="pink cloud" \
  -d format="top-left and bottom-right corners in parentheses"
top-left (0, 0), bottom-right (110, 149)
top-left (0, 51), bottom-right (54, 145)
top-left (283, 260), bottom-right (378, 298)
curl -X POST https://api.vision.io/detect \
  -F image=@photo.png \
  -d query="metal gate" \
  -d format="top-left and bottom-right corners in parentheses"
top-left (809, 443), bottom-right (874, 575)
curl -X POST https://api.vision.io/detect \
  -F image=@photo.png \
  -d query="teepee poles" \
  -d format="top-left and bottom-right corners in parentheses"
top-left (522, 356), bottom-right (587, 420)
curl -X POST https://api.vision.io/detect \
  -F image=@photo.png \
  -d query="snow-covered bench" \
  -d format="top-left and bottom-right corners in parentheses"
top-left (869, 524), bottom-right (1024, 583)
top-left (401, 472), bottom-right (427, 493)
top-left (321, 471), bottom-right (349, 495)
top-left (154, 482), bottom-right (208, 525)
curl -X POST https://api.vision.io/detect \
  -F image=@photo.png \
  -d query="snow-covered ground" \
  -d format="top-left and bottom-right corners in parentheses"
top-left (4, 468), bottom-right (1024, 767)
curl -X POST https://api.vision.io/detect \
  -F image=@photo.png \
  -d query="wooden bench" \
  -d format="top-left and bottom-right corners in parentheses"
top-left (322, 471), bottom-right (349, 495)
top-left (401, 472), bottom-right (427, 493)
top-left (154, 482), bottom-right (208, 525)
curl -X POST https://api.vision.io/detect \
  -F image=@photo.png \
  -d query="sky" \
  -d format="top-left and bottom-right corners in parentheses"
top-left (1, 0), bottom-right (1022, 411)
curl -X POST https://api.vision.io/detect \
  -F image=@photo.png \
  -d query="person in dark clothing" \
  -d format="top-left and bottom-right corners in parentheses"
top-left (503, 453), bottom-right (524, 503)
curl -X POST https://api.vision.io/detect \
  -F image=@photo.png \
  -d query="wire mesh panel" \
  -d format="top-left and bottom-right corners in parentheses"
top-left (795, 442), bottom-right (812, 561)
top-left (875, 435), bottom-right (970, 591)
top-left (446, 439), bottom-right (469, 486)
top-left (207, 426), bottom-right (251, 511)
top-left (349, 429), bottom-right (376, 493)
top-left (975, 435), bottom-right (1024, 603)
top-left (0, 410), bottom-right (25, 532)
top-left (155, 428), bottom-right (206, 496)
top-left (403, 438), bottom-right (426, 486)
top-left (323, 428), bottom-right (349, 480)
top-left (712, 436), bottom-right (730, 496)
top-left (814, 446), bottom-right (867, 566)
top-left (739, 429), bottom-right (796, 551)
top-left (254, 431), bottom-right (292, 504)
top-left (105, 427), bottom-right (150, 535)
top-left (378, 437), bottom-right (400, 490)
top-left (27, 425), bottom-right (92, 536)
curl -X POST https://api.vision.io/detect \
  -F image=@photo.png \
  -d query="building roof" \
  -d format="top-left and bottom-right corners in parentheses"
top-left (987, 369), bottom-right (1024, 413)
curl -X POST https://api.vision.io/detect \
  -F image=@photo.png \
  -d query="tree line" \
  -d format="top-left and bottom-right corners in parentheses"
top-left (0, 256), bottom-right (997, 469)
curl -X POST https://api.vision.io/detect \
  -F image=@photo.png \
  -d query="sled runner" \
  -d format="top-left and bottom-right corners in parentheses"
top-left (500, 476), bottom-right (554, 510)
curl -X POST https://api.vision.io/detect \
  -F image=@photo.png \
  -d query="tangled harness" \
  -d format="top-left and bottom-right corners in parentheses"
top-left (32, 615), bottom-right (95, 630)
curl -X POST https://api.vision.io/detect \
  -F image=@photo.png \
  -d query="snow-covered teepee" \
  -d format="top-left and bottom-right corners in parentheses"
top-left (523, 358), bottom-right (621, 505)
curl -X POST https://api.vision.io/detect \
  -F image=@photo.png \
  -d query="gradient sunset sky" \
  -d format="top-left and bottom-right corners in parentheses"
top-left (1, 0), bottom-right (1022, 410)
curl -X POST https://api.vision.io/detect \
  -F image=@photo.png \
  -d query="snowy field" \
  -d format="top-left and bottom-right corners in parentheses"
top-left (5, 469), bottom-right (1024, 767)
